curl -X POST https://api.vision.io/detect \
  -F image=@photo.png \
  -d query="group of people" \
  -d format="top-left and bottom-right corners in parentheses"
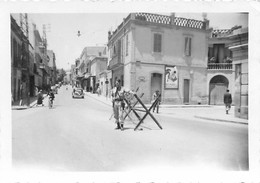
top-left (111, 79), bottom-right (161, 130)
top-left (110, 79), bottom-right (233, 130)
top-left (36, 89), bottom-right (55, 107)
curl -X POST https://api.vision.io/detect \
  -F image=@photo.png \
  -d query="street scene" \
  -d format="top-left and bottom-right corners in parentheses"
top-left (11, 13), bottom-right (249, 171)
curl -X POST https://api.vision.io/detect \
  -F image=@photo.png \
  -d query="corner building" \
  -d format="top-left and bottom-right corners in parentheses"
top-left (108, 13), bottom-right (210, 104)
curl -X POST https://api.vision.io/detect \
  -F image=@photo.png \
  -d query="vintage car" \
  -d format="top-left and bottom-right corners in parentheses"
top-left (72, 88), bottom-right (84, 99)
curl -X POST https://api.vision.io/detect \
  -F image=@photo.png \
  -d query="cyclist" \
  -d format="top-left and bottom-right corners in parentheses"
top-left (47, 89), bottom-right (55, 108)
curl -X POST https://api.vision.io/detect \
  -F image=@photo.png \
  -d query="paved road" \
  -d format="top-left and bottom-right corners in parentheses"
top-left (12, 86), bottom-right (248, 171)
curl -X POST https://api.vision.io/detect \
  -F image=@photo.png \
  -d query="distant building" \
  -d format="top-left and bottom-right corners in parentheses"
top-left (75, 46), bottom-right (107, 92)
top-left (47, 50), bottom-right (57, 86)
top-left (108, 13), bottom-right (210, 104)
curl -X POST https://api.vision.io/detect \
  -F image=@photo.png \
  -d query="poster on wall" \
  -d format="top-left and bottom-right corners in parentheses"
top-left (165, 65), bottom-right (178, 89)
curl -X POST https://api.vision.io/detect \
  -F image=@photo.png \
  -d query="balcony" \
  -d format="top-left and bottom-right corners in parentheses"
top-left (108, 56), bottom-right (122, 70)
top-left (207, 63), bottom-right (232, 70)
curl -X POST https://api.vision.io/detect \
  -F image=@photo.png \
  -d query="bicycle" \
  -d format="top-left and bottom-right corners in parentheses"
top-left (48, 96), bottom-right (54, 109)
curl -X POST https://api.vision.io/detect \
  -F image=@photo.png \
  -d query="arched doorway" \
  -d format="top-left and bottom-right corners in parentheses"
top-left (151, 73), bottom-right (162, 101)
top-left (209, 75), bottom-right (229, 105)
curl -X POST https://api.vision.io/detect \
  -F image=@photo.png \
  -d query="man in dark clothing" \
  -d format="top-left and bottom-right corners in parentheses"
top-left (224, 89), bottom-right (232, 114)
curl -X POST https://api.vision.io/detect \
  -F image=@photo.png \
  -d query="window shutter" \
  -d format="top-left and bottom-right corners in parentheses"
top-left (185, 37), bottom-right (191, 56)
top-left (189, 37), bottom-right (191, 56)
top-left (154, 33), bottom-right (162, 53)
top-left (126, 34), bottom-right (128, 56)
top-left (117, 39), bottom-right (121, 62)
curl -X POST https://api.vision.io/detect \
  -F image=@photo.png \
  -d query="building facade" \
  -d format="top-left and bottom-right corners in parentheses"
top-left (47, 50), bottom-right (57, 86)
top-left (207, 28), bottom-right (236, 105)
top-left (108, 13), bottom-right (210, 104)
top-left (11, 15), bottom-right (31, 103)
top-left (11, 14), bottom-right (57, 105)
top-left (75, 46), bottom-right (107, 92)
top-left (228, 27), bottom-right (248, 119)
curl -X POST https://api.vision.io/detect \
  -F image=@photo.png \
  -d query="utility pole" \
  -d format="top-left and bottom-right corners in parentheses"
top-left (20, 13), bottom-right (30, 107)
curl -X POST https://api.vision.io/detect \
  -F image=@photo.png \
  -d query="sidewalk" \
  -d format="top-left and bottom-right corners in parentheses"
top-left (84, 92), bottom-right (248, 125)
top-left (12, 94), bottom-right (47, 110)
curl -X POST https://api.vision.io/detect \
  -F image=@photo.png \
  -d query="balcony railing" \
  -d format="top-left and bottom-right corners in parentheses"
top-left (207, 63), bottom-right (232, 70)
top-left (109, 13), bottom-right (207, 41)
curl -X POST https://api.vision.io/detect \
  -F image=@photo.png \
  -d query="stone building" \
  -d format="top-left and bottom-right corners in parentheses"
top-left (47, 50), bottom-right (57, 86)
top-left (75, 46), bottom-right (107, 92)
top-left (11, 15), bottom-right (31, 102)
top-left (228, 27), bottom-right (248, 119)
top-left (107, 13), bottom-right (210, 104)
top-left (207, 28), bottom-right (236, 105)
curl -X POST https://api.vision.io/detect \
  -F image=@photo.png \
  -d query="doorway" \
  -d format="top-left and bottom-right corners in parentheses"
top-left (209, 75), bottom-right (229, 105)
top-left (183, 79), bottom-right (190, 104)
top-left (151, 73), bottom-right (162, 100)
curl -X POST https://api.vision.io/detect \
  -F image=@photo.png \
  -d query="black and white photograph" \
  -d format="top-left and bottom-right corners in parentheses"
top-left (10, 12), bottom-right (249, 171)
top-left (1, 1), bottom-right (260, 183)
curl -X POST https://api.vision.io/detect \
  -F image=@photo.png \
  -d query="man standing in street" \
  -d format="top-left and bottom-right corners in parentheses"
top-left (152, 90), bottom-right (161, 113)
top-left (111, 79), bottom-right (125, 130)
top-left (224, 89), bottom-right (232, 114)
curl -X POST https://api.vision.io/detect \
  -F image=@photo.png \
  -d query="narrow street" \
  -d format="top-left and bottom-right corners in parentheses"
top-left (12, 86), bottom-right (248, 171)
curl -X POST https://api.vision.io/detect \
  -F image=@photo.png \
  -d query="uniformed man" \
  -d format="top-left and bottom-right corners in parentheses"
top-left (111, 79), bottom-right (125, 130)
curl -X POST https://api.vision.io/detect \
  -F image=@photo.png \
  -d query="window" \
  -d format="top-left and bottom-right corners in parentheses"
top-left (126, 34), bottom-right (129, 56)
top-left (184, 37), bottom-right (192, 56)
top-left (153, 33), bottom-right (162, 53)
top-left (113, 45), bottom-right (117, 56)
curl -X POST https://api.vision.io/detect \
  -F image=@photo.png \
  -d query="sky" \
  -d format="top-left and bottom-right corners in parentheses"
top-left (14, 13), bottom-right (248, 70)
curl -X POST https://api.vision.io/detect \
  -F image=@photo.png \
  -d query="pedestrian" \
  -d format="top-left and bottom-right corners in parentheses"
top-left (97, 86), bottom-right (101, 96)
top-left (36, 90), bottom-right (44, 106)
top-left (111, 79), bottom-right (125, 130)
top-left (19, 83), bottom-right (24, 106)
top-left (151, 90), bottom-right (161, 113)
top-left (224, 89), bottom-right (232, 114)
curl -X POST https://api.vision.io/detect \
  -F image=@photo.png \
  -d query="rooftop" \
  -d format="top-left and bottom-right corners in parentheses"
top-left (108, 13), bottom-right (208, 41)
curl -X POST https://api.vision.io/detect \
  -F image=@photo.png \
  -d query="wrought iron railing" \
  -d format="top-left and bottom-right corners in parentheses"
top-left (207, 63), bottom-right (232, 70)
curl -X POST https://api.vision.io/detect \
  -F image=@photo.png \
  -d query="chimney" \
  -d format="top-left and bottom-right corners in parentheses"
top-left (202, 13), bottom-right (207, 21)
top-left (202, 13), bottom-right (209, 30)
top-left (170, 13), bottom-right (175, 25)
top-left (108, 31), bottom-right (112, 40)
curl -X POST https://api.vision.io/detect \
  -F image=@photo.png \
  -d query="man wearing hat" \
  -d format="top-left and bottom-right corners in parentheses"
top-left (224, 89), bottom-right (232, 114)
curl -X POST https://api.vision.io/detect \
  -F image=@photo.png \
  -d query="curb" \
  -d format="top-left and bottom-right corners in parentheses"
top-left (194, 115), bottom-right (248, 125)
top-left (85, 93), bottom-right (111, 107)
top-left (29, 95), bottom-right (48, 108)
top-left (12, 95), bottom-right (48, 110)
top-left (85, 93), bottom-right (248, 125)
